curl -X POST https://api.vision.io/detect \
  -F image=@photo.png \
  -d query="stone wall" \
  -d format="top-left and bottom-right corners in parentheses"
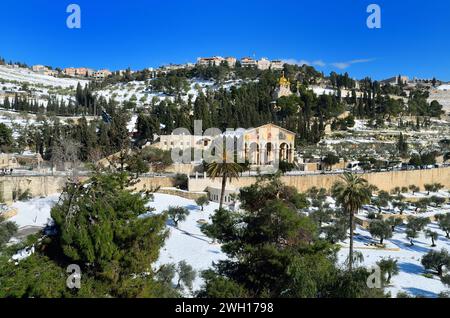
top-left (2, 167), bottom-right (449, 206)
top-left (132, 176), bottom-right (175, 192)
top-left (188, 167), bottom-right (450, 194)
top-left (157, 188), bottom-right (207, 200)
top-left (0, 175), bottom-right (175, 205)
top-left (0, 175), bottom-right (68, 204)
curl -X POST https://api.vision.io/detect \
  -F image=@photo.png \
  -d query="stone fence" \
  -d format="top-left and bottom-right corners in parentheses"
top-left (188, 167), bottom-right (450, 194)
top-left (1, 167), bottom-right (449, 205)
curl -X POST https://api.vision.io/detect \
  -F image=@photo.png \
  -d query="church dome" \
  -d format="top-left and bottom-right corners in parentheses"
top-left (279, 72), bottom-right (290, 87)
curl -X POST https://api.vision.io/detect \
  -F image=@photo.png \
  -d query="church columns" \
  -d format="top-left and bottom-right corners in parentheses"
top-left (247, 141), bottom-right (294, 165)
top-left (279, 143), bottom-right (290, 162)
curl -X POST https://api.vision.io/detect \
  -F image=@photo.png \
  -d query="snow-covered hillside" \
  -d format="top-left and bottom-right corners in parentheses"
top-left (0, 65), bottom-right (89, 88)
top-left (0, 110), bottom-right (37, 137)
top-left (0, 65), bottom-right (88, 108)
top-left (430, 86), bottom-right (450, 113)
top-left (95, 79), bottom-right (247, 107)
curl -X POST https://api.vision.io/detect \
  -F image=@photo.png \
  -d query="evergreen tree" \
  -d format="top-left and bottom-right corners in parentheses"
top-left (199, 175), bottom-right (385, 298)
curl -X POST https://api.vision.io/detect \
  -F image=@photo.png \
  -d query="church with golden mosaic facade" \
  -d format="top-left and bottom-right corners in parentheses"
top-left (155, 123), bottom-right (296, 167)
top-left (242, 124), bottom-right (295, 165)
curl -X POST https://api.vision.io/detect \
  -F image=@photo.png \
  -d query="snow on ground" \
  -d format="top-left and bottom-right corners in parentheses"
top-left (147, 193), bottom-right (226, 291)
top-left (127, 114), bottom-right (138, 133)
top-left (338, 219), bottom-right (450, 298)
top-left (321, 137), bottom-right (384, 145)
top-left (430, 87), bottom-right (450, 113)
top-left (0, 65), bottom-right (84, 109)
top-left (349, 119), bottom-right (368, 131)
top-left (402, 190), bottom-right (450, 200)
top-left (437, 85), bottom-right (450, 91)
top-left (310, 86), bottom-right (336, 96)
top-left (0, 109), bottom-right (101, 139)
top-left (0, 65), bottom-right (88, 88)
top-left (9, 194), bottom-right (60, 228)
top-left (6, 190), bottom-right (450, 297)
top-left (6, 192), bottom-right (224, 291)
top-left (95, 78), bottom-right (229, 107)
top-left (0, 110), bottom-right (40, 138)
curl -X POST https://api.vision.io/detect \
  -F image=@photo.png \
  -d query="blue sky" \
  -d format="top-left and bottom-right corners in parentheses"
top-left (1, 0), bottom-right (449, 80)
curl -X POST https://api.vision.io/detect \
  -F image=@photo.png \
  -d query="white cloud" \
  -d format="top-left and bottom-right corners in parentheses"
top-left (282, 59), bottom-right (311, 66)
top-left (331, 58), bottom-right (375, 70)
top-left (281, 58), bottom-right (374, 70)
top-left (282, 59), bottom-right (327, 67)
top-left (312, 60), bottom-right (326, 67)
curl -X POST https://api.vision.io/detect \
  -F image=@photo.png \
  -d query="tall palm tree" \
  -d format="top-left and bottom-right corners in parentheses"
top-left (206, 153), bottom-right (243, 210)
top-left (332, 172), bottom-right (372, 271)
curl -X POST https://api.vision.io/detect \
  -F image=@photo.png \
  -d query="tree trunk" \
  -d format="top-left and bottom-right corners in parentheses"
top-left (349, 211), bottom-right (354, 272)
top-left (219, 173), bottom-right (226, 210)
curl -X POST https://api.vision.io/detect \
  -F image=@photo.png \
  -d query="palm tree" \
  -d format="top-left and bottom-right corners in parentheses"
top-left (332, 172), bottom-right (372, 271)
top-left (206, 153), bottom-right (243, 210)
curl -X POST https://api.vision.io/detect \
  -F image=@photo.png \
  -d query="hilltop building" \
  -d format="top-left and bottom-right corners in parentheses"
top-left (197, 56), bottom-right (225, 67)
top-left (63, 67), bottom-right (95, 77)
top-left (270, 60), bottom-right (284, 71)
top-left (195, 56), bottom-right (286, 70)
top-left (381, 75), bottom-right (409, 86)
top-left (32, 65), bottom-right (57, 77)
top-left (241, 57), bottom-right (257, 68)
top-left (257, 58), bottom-right (271, 70)
top-left (32, 65), bottom-right (47, 73)
top-left (92, 69), bottom-right (112, 80)
top-left (225, 57), bottom-right (237, 67)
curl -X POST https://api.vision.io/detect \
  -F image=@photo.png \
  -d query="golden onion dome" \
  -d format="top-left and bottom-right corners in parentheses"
top-left (279, 72), bottom-right (290, 87)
